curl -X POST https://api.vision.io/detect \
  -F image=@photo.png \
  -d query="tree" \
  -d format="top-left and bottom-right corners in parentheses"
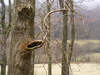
top-left (59, 0), bottom-right (75, 75)
top-left (7, 0), bottom-right (36, 75)
top-left (0, 0), bottom-right (6, 75)
top-left (59, 0), bottom-right (69, 75)
top-left (46, 0), bottom-right (52, 75)
top-left (68, 0), bottom-right (75, 65)
top-left (8, 0), bottom-right (12, 28)
top-left (31, 0), bottom-right (35, 75)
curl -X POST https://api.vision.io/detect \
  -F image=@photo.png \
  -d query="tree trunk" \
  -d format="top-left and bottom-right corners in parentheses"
top-left (1, 64), bottom-right (6, 75)
top-left (68, 0), bottom-right (75, 64)
top-left (59, 0), bottom-right (69, 75)
top-left (8, 0), bottom-right (12, 27)
top-left (8, 0), bottom-right (35, 75)
top-left (61, 10), bottom-right (69, 75)
top-left (31, 0), bottom-right (35, 75)
top-left (46, 0), bottom-right (52, 75)
top-left (1, 0), bottom-right (6, 75)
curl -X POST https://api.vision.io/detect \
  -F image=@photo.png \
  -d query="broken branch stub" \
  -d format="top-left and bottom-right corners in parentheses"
top-left (26, 40), bottom-right (44, 49)
top-left (20, 40), bottom-right (44, 54)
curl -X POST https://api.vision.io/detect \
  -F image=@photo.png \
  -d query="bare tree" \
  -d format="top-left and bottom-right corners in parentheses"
top-left (68, 0), bottom-right (75, 65)
top-left (46, 0), bottom-right (52, 75)
top-left (7, 0), bottom-right (43, 75)
top-left (59, 0), bottom-right (69, 75)
top-left (0, 0), bottom-right (6, 75)
top-left (8, 0), bottom-right (12, 28)
top-left (31, 0), bottom-right (35, 75)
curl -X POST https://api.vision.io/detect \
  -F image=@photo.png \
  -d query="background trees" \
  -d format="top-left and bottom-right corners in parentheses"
top-left (0, 0), bottom-right (100, 75)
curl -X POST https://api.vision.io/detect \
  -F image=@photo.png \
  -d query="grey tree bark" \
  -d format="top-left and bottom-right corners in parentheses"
top-left (8, 0), bottom-right (12, 28)
top-left (8, 0), bottom-right (35, 75)
top-left (68, 0), bottom-right (75, 65)
top-left (59, 0), bottom-right (69, 75)
top-left (59, 0), bottom-right (75, 75)
top-left (46, 0), bottom-right (52, 75)
top-left (31, 0), bottom-right (35, 75)
top-left (0, 0), bottom-right (6, 75)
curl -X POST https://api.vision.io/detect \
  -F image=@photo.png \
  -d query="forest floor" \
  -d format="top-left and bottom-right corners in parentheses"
top-left (1, 63), bottom-right (100, 75)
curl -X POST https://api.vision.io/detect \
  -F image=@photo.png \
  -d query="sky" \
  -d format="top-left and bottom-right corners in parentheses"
top-left (4, 0), bottom-right (13, 5)
top-left (81, 0), bottom-right (100, 9)
top-left (3, 0), bottom-right (100, 10)
top-left (39, 0), bottom-right (100, 10)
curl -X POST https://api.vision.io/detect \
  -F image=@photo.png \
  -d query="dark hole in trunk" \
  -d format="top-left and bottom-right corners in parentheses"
top-left (18, 7), bottom-right (33, 20)
top-left (27, 41), bottom-right (42, 48)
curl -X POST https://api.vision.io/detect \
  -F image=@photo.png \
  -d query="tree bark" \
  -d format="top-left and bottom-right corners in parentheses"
top-left (68, 0), bottom-right (75, 64)
top-left (8, 0), bottom-right (35, 75)
top-left (8, 0), bottom-right (12, 28)
top-left (46, 0), bottom-right (52, 75)
top-left (59, 0), bottom-right (69, 75)
top-left (1, 0), bottom-right (6, 75)
top-left (61, 10), bottom-right (69, 75)
top-left (31, 0), bottom-right (35, 75)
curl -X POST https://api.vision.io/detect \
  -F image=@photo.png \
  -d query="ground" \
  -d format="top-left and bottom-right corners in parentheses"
top-left (0, 63), bottom-right (100, 75)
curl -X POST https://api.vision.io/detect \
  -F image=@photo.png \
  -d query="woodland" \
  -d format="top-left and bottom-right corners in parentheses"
top-left (0, 0), bottom-right (100, 75)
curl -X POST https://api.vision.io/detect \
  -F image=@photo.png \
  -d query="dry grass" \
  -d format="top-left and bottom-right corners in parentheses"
top-left (67, 40), bottom-right (100, 46)
top-left (1, 63), bottom-right (100, 75)
top-left (54, 40), bottom-right (100, 46)
top-left (34, 63), bottom-right (100, 75)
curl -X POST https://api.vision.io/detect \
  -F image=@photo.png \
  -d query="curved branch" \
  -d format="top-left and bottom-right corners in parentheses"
top-left (43, 9), bottom-right (68, 28)
top-left (43, 9), bottom-right (68, 42)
